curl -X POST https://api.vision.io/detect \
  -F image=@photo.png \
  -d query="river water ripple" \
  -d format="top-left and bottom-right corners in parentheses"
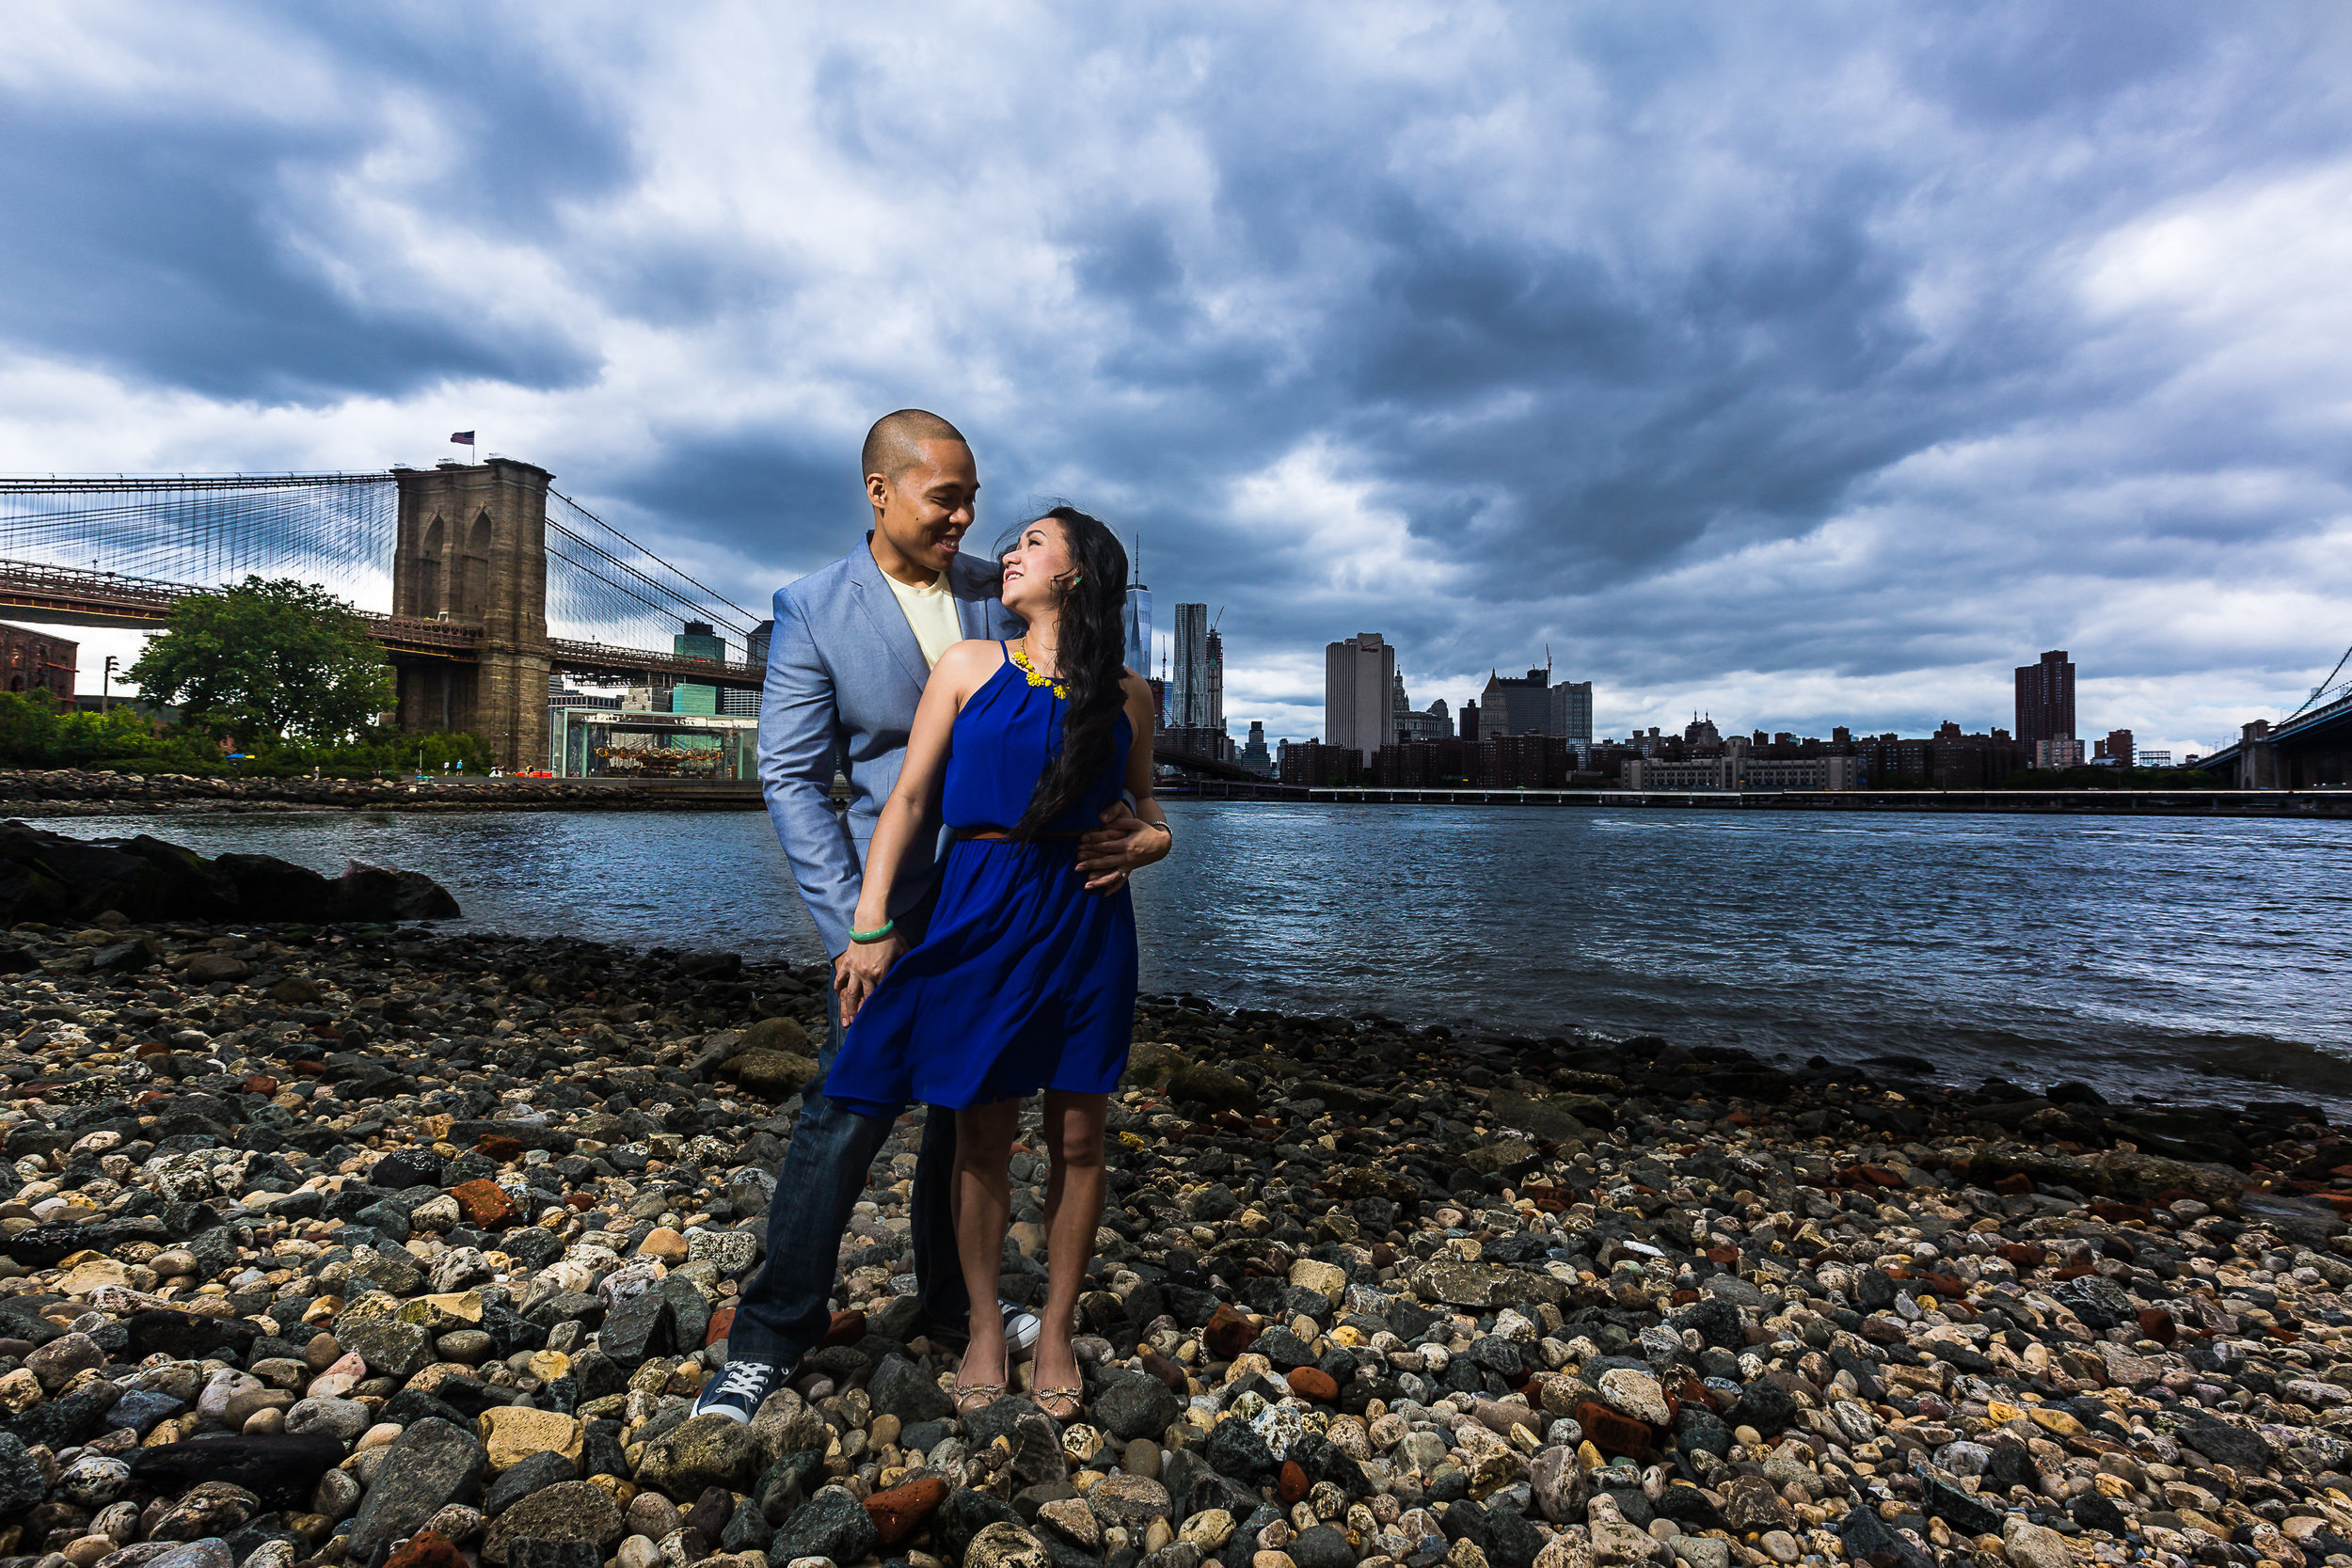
top-left (25, 803), bottom-right (2352, 1109)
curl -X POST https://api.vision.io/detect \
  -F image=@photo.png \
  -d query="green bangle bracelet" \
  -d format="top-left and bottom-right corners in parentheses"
top-left (848, 918), bottom-right (895, 944)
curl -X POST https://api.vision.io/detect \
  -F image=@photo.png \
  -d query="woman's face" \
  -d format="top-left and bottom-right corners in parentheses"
top-left (998, 516), bottom-right (1076, 620)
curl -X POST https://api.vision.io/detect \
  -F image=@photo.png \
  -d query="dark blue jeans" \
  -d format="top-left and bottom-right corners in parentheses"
top-left (725, 931), bottom-right (969, 1366)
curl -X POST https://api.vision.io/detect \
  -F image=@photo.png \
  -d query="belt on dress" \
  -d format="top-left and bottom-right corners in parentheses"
top-left (958, 828), bottom-right (1088, 841)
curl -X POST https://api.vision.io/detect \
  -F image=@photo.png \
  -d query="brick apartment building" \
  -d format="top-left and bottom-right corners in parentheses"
top-left (0, 623), bottom-right (76, 700)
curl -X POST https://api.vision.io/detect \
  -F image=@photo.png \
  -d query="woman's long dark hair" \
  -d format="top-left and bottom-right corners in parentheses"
top-left (1005, 506), bottom-right (1131, 838)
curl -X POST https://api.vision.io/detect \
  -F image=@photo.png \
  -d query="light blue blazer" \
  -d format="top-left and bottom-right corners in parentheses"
top-left (757, 538), bottom-right (1025, 956)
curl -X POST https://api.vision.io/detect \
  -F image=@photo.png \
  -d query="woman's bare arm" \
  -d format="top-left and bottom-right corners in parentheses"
top-left (1078, 670), bottom-right (1173, 891)
top-left (1118, 672), bottom-right (1170, 840)
top-left (838, 640), bottom-right (995, 1023)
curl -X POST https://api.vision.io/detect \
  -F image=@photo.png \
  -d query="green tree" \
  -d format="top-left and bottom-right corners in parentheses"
top-left (128, 577), bottom-right (394, 742)
top-left (0, 690), bottom-right (58, 762)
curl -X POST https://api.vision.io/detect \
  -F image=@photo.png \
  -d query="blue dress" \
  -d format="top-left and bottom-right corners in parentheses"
top-left (823, 647), bottom-right (1138, 1117)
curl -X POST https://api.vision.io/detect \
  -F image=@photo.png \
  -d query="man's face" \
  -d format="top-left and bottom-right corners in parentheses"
top-left (868, 439), bottom-right (978, 577)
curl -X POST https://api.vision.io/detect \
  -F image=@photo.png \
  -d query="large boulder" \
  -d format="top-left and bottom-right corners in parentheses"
top-left (213, 853), bottom-right (338, 922)
top-left (1407, 1259), bottom-right (1565, 1309)
top-left (481, 1481), bottom-right (624, 1568)
top-left (633, 1413), bottom-right (761, 1495)
top-left (721, 1051), bottom-right (820, 1100)
top-left (0, 823), bottom-right (236, 924)
top-left (334, 861), bottom-right (462, 922)
top-left (1167, 1066), bottom-right (1257, 1116)
top-left (1091, 1370), bottom-right (1182, 1441)
top-left (764, 1485), bottom-right (878, 1566)
top-left (344, 1418), bottom-right (486, 1563)
top-left (0, 821), bottom-right (459, 926)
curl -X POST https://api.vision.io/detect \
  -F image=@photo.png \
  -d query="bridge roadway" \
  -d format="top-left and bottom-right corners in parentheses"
top-left (2192, 688), bottom-right (2352, 789)
top-left (0, 554), bottom-right (1281, 782)
top-left (0, 556), bottom-right (765, 688)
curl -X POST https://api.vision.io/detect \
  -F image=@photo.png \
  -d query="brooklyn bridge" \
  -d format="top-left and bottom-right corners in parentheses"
top-left (0, 460), bottom-right (1255, 780)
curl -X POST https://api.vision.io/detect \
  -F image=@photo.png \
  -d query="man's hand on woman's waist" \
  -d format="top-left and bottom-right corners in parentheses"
top-left (1076, 801), bottom-right (1171, 894)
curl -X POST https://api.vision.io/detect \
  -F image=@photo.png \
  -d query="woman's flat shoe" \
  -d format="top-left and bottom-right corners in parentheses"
top-left (953, 1382), bottom-right (1004, 1415)
top-left (1030, 1386), bottom-right (1083, 1421)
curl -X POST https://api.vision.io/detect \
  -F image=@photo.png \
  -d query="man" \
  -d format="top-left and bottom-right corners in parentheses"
top-left (698, 409), bottom-right (1162, 1419)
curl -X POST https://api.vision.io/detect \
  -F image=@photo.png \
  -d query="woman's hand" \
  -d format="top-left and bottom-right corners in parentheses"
top-left (1077, 801), bottom-right (1172, 893)
top-left (835, 931), bottom-right (905, 1027)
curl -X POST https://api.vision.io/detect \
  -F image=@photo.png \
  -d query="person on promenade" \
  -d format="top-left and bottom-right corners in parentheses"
top-left (697, 415), bottom-right (1165, 1422)
top-left (822, 505), bottom-right (1170, 1420)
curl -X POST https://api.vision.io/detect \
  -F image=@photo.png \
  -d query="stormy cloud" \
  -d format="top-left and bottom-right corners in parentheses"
top-left (2, 1), bottom-right (2347, 754)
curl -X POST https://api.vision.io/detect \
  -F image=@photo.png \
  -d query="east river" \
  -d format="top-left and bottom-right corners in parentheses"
top-left (30, 802), bottom-right (2352, 1109)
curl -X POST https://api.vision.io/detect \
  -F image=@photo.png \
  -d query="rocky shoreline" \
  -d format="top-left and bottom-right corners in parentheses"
top-left (0, 909), bottom-right (2344, 1568)
top-left (0, 772), bottom-right (761, 816)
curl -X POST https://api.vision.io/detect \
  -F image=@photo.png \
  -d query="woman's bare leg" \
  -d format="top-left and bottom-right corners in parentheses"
top-left (1033, 1089), bottom-right (1108, 1404)
top-left (951, 1098), bottom-right (1023, 1398)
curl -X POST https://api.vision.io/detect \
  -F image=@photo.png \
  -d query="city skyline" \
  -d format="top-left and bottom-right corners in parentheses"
top-left (1213, 620), bottom-right (2190, 763)
top-left (4, 8), bottom-right (2347, 764)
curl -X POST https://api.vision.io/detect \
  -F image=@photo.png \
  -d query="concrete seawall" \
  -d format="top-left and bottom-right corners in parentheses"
top-left (1164, 783), bottom-right (2352, 818)
top-left (5, 768), bottom-right (2346, 818)
top-left (0, 768), bottom-right (772, 814)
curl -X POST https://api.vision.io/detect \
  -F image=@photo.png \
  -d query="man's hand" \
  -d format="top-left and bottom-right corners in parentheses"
top-left (834, 933), bottom-right (905, 1027)
top-left (1076, 800), bottom-right (1169, 894)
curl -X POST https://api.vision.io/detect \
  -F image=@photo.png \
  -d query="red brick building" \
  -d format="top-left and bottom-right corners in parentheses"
top-left (0, 623), bottom-right (75, 699)
top-left (1279, 739), bottom-right (1360, 785)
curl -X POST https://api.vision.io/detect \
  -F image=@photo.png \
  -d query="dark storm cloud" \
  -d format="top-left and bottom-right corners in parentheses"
top-left (0, 107), bottom-right (585, 403)
top-left (606, 431), bottom-right (861, 572)
top-left (894, 0), bottom-right (2352, 739)
top-left (4, 1), bottom-right (2348, 747)
top-left (0, 5), bottom-right (623, 404)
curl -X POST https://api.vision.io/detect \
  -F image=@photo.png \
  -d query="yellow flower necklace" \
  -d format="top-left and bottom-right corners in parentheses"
top-left (1009, 641), bottom-right (1067, 699)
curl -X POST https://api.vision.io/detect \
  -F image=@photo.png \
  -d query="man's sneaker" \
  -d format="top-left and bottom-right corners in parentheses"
top-left (694, 1357), bottom-right (789, 1423)
top-left (1001, 1298), bottom-right (1041, 1355)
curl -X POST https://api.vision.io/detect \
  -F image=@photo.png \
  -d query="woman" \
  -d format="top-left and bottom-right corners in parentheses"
top-left (827, 505), bottom-right (1170, 1420)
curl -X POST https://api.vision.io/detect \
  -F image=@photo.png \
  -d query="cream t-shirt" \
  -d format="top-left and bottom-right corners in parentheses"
top-left (882, 568), bottom-right (962, 670)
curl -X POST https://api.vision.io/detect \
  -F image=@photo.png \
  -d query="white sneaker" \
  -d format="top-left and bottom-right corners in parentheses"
top-left (1001, 1297), bottom-right (1041, 1355)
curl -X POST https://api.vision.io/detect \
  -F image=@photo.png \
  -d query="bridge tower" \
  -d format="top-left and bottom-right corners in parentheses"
top-left (390, 459), bottom-right (552, 771)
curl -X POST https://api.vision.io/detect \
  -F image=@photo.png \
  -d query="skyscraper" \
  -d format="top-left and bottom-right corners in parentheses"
top-left (1171, 604), bottom-right (1213, 729)
top-left (1325, 632), bottom-right (1396, 764)
top-left (1205, 626), bottom-right (1225, 736)
top-left (1392, 671), bottom-right (1452, 741)
top-left (675, 622), bottom-right (726, 663)
top-left (672, 622), bottom-right (723, 719)
top-left (1122, 554), bottom-right (1151, 675)
top-left (1477, 664), bottom-right (1590, 742)
top-left (746, 619), bottom-right (774, 671)
top-left (1481, 667), bottom-right (1553, 736)
top-left (2015, 650), bottom-right (2076, 747)
top-left (1241, 721), bottom-right (1273, 777)
top-left (1549, 681), bottom-right (1593, 747)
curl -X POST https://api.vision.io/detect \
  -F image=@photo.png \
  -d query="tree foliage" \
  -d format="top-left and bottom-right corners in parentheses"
top-left (0, 689), bottom-right (490, 777)
top-left (127, 576), bottom-right (395, 742)
top-left (0, 695), bottom-right (194, 768)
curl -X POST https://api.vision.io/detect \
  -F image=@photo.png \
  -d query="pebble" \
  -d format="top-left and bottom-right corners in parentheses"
top-left (0, 844), bottom-right (2346, 1568)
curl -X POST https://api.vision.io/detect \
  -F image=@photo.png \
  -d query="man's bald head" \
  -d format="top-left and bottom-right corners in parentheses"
top-left (861, 409), bottom-right (978, 585)
top-left (862, 409), bottom-right (969, 484)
